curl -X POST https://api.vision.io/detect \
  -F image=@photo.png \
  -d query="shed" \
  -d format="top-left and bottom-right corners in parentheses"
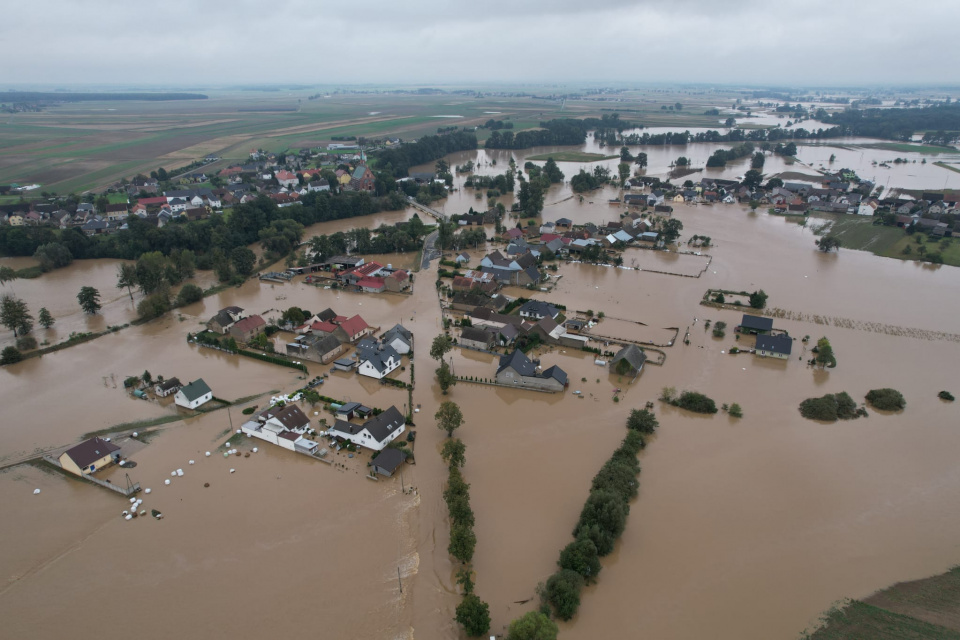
top-left (372, 448), bottom-right (408, 477)
top-left (738, 314), bottom-right (773, 334)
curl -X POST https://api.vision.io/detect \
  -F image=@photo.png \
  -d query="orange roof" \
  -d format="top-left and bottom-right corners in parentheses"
top-left (357, 276), bottom-right (385, 289)
top-left (275, 170), bottom-right (297, 181)
top-left (339, 315), bottom-right (369, 337)
top-left (233, 315), bottom-right (265, 333)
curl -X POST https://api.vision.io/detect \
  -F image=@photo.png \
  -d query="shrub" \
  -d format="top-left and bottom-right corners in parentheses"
top-left (449, 522), bottom-right (476, 564)
top-left (673, 391), bottom-right (718, 414)
top-left (799, 392), bottom-right (861, 421)
top-left (16, 335), bottom-right (37, 351)
top-left (558, 537), bottom-right (602, 582)
top-left (544, 569), bottom-right (585, 621)
top-left (591, 458), bottom-right (640, 502)
top-left (0, 346), bottom-right (23, 365)
top-left (728, 403), bottom-right (743, 418)
top-left (573, 489), bottom-right (628, 556)
top-left (712, 321), bottom-right (727, 338)
top-left (175, 283), bottom-right (204, 306)
top-left (241, 407), bottom-right (255, 415)
top-left (626, 408), bottom-right (659, 434)
top-left (137, 290), bottom-right (171, 320)
top-left (938, 391), bottom-right (955, 401)
top-left (455, 594), bottom-right (491, 637)
top-left (865, 388), bottom-right (906, 411)
top-left (506, 611), bottom-right (558, 640)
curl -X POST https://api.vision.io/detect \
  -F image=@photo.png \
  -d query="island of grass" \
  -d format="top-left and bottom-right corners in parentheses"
top-left (526, 151), bottom-right (619, 162)
top-left (801, 566), bottom-right (960, 639)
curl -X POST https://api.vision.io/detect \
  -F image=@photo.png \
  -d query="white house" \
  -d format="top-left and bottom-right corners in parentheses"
top-left (356, 339), bottom-right (401, 379)
top-left (329, 406), bottom-right (406, 451)
top-left (174, 379), bottom-right (213, 409)
top-left (241, 403), bottom-right (319, 454)
top-left (275, 170), bottom-right (299, 188)
top-left (381, 324), bottom-right (413, 355)
top-left (857, 202), bottom-right (878, 216)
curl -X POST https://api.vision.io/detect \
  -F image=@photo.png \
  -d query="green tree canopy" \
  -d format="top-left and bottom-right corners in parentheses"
top-left (455, 594), bottom-right (491, 637)
top-left (436, 400), bottom-right (464, 437)
top-left (441, 438), bottom-right (466, 468)
top-left (506, 611), bottom-right (558, 640)
top-left (77, 286), bottom-right (102, 314)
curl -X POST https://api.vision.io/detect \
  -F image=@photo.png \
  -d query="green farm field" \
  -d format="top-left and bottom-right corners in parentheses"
top-left (0, 86), bottom-right (753, 195)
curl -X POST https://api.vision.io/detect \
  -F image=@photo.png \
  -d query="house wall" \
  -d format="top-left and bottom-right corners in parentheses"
top-left (336, 425), bottom-right (405, 451)
top-left (59, 452), bottom-right (114, 476)
top-left (386, 338), bottom-right (410, 355)
top-left (175, 391), bottom-right (212, 410)
top-left (241, 424), bottom-right (281, 446)
top-left (460, 337), bottom-right (493, 351)
top-left (756, 349), bottom-right (789, 360)
top-left (278, 437), bottom-right (297, 451)
top-left (358, 358), bottom-right (398, 379)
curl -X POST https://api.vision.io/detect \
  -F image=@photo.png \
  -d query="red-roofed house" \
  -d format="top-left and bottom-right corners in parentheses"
top-left (275, 170), bottom-right (298, 188)
top-left (230, 314), bottom-right (266, 342)
top-left (357, 276), bottom-right (386, 293)
top-left (339, 315), bottom-right (371, 342)
top-left (137, 196), bottom-right (169, 207)
top-left (131, 202), bottom-right (148, 217)
top-left (384, 270), bottom-right (410, 292)
top-left (540, 233), bottom-right (561, 244)
top-left (339, 261), bottom-right (384, 285)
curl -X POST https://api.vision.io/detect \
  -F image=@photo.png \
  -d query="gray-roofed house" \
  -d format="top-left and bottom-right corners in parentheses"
top-left (154, 377), bottom-right (182, 398)
top-left (518, 300), bottom-right (560, 321)
top-left (356, 339), bottom-right (401, 380)
top-left (738, 314), bottom-right (774, 335)
top-left (755, 334), bottom-right (793, 359)
top-left (372, 447), bottom-right (408, 477)
top-left (495, 350), bottom-right (567, 392)
top-left (609, 344), bottom-right (647, 375)
top-left (58, 437), bottom-right (121, 476)
top-left (286, 333), bottom-right (343, 364)
top-left (174, 379), bottom-right (213, 410)
top-left (381, 324), bottom-right (413, 355)
top-left (460, 326), bottom-right (495, 350)
top-left (207, 306), bottom-right (246, 334)
top-left (329, 405), bottom-right (406, 451)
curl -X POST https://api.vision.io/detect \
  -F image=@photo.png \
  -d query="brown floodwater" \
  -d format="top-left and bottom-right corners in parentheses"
top-left (3, 199), bottom-right (960, 640)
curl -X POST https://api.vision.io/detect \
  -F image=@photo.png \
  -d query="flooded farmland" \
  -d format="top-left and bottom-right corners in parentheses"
top-left (3, 186), bottom-right (960, 638)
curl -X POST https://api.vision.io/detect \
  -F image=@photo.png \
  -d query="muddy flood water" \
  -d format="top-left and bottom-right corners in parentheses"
top-left (3, 194), bottom-right (960, 640)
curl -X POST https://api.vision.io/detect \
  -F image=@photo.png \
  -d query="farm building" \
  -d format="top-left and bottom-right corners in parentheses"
top-left (59, 437), bottom-right (121, 476)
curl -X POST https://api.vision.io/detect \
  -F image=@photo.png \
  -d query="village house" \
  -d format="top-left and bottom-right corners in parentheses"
top-left (174, 379), bottom-right (213, 410)
top-left (356, 339), bottom-right (401, 379)
top-left (609, 344), bottom-right (647, 375)
top-left (275, 170), bottom-right (299, 188)
top-left (738, 314), bottom-right (773, 335)
top-left (229, 314), bottom-right (266, 342)
top-left (338, 314), bottom-right (372, 343)
top-left (285, 333), bottom-right (343, 364)
top-left (381, 324), bottom-right (413, 355)
top-left (755, 334), bottom-right (793, 359)
top-left (329, 405), bottom-right (406, 451)
top-left (371, 448), bottom-right (408, 477)
top-left (104, 203), bottom-right (129, 220)
top-left (58, 437), bottom-right (121, 476)
top-left (241, 404), bottom-right (320, 455)
top-left (384, 269), bottom-right (411, 292)
top-left (350, 165), bottom-right (375, 191)
top-left (495, 350), bottom-right (567, 392)
top-left (154, 377), bottom-right (182, 398)
top-left (518, 300), bottom-right (561, 321)
top-left (207, 306), bottom-right (246, 334)
top-left (459, 326), bottom-right (496, 350)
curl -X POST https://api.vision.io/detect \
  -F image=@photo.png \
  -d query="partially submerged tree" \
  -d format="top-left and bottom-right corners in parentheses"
top-left (77, 286), bottom-right (102, 315)
top-left (38, 307), bottom-right (55, 329)
top-left (436, 401), bottom-right (464, 437)
top-left (1, 294), bottom-right (33, 337)
top-left (816, 236), bottom-right (842, 253)
top-left (441, 438), bottom-right (466, 468)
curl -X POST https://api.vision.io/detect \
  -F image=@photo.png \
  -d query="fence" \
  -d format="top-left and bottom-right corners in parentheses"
top-left (42, 457), bottom-right (141, 497)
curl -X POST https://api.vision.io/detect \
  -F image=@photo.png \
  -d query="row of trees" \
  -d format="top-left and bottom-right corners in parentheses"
top-left (706, 142), bottom-right (756, 167)
top-left (816, 102), bottom-right (960, 142)
top-left (535, 409), bottom-right (658, 622)
top-left (306, 216), bottom-right (430, 259)
top-left (373, 131), bottom-right (478, 177)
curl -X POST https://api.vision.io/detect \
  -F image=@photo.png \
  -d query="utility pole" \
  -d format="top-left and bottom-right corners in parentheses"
top-left (397, 567), bottom-right (402, 593)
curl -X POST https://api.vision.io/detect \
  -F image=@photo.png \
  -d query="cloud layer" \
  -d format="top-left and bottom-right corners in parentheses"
top-left (2, 0), bottom-right (956, 86)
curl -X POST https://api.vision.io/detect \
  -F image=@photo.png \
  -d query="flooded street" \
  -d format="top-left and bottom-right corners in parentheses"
top-left (3, 188), bottom-right (960, 639)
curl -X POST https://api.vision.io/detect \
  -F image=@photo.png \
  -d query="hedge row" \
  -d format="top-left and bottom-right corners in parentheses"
top-left (237, 349), bottom-right (307, 373)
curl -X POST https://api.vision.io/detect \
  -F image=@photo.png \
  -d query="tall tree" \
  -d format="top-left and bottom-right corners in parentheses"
top-left (77, 286), bottom-right (102, 314)
top-left (815, 337), bottom-right (836, 369)
top-left (231, 247), bottom-right (257, 277)
top-left (435, 400), bottom-right (464, 437)
top-left (0, 294), bottom-right (32, 337)
top-left (430, 334), bottom-right (453, 361)
top-left (436, 360), bottom-right (456, 394)
top-left (634, 152), bottom-right (648, 169)
top-left (38, 307), bottom-right (54, 329)
top-left (116, 263), bottom-right (138, 301)
top-left (441, 438), bottom-right (466, 468)
top-left (0, 266), bottom-right (16, 287)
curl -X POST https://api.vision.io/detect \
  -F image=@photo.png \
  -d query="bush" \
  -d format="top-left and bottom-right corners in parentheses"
top-left (558, 537), bottom-right (602, 582)
top-left (728, 403), bottom-right (743, 418)
top-left (175, 283), bottom-right (204, 306)
top-left (865, 388), bottom-right (905, 411)
top-left (507, 611), bottom-right (558, 640)
top-left (799, 392), bottom-right (861, 421)
top-left (939, 390), bottom-right (955, 401)
top-left (241, 407), bottom-right (255, 415)
top-left (16, 335), bottom-right (37, 351)
top-left (544, 569), bottom-right (585, 621)
top-left (712, 321), bottom-right (727, 338)
top-left (590, 458), bottom-right (640, 502)
top-left (137, 290), bottom-right (171, 320)
top-left (626, 408), bottom-right (659, 434)
top-left (449, 522), bottom-right (476, 564)
top-left (455, 594), bottom-right (491, 637)
top-left (573, 489), bottom-right (628, 556)
top-left (673, 391), bottom-right (718, 414)
top-left (0, 346), bottom-right (23, 365)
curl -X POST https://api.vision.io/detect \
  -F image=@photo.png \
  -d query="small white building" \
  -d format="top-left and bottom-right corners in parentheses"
top-left (174, 379), bottom-right (213, 409)
top-left (356, 340), bottom-right (401, 380)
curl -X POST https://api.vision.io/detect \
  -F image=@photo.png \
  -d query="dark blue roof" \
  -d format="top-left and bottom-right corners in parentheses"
top-left (756, 334), bottom-right (792, 355)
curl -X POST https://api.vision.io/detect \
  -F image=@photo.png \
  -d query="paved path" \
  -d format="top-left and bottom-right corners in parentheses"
top-left (421, 230), bottom-right (440, 269)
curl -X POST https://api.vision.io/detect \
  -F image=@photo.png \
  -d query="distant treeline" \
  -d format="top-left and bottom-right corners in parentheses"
top-left (815, 103), bottom-right (960, 141)
top-left (0, 190), bottom-right (406, 261)
top-left (618, 126), bottom-right (843, 146)
top-left (373, 131), bottom-right (477, 177)
top-left (484, 114), bottom-right (634, 150)
top-left (0, 92), bottom-right (208, 102)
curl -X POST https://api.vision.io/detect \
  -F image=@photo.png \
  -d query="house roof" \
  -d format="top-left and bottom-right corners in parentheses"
top-left (316, 308), bottom-right (337, 322)
top-left (541, 365), bottom-right (567, 385)
top-left (352, 165), bottom-right (370, 180)
top-left (179, 379), bottom-right (212, 402)
top-left (756, 334), bottom-right (793, 355)
top-left (63, 437), bottom-right (120, 468)
top-left (498, 350), bottom-right (536, 376)
top-left (232, 314), bottom-right (265, 334)
top-left (612, 344), bottom-right (647, 370)
top-left (357, 341), bottom-right (400, 373)
top-left (310, 321), bottom-right (339, 334)
top-left (461, 327), bottom-right (494, 344)
top-left (339, 315), bottom-right (369, 337)
top-left (519, 300), bottom-right (559, 318)
top-left (311, 334), bottom-right (341, 354)
top-left (383, 324), bottom-right (413, 345)
top-left (261, 404), bottom-right (310, 430)
top-left (740, 314), bottom-right (773, 332)
top-left (275, 170), bottom-right (297, 181)
top-left (157, 377), bottom-right (181, 391)
top-left (373, 447), bottom-right (407, 473)
top-left (363, 406), bottom-right (406, 442)
top-left (357, 276), bottom-right (385, 290)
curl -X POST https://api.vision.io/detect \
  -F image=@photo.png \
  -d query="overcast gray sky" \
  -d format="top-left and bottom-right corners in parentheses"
top-left (2, 0), bottom-right (958, 86)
